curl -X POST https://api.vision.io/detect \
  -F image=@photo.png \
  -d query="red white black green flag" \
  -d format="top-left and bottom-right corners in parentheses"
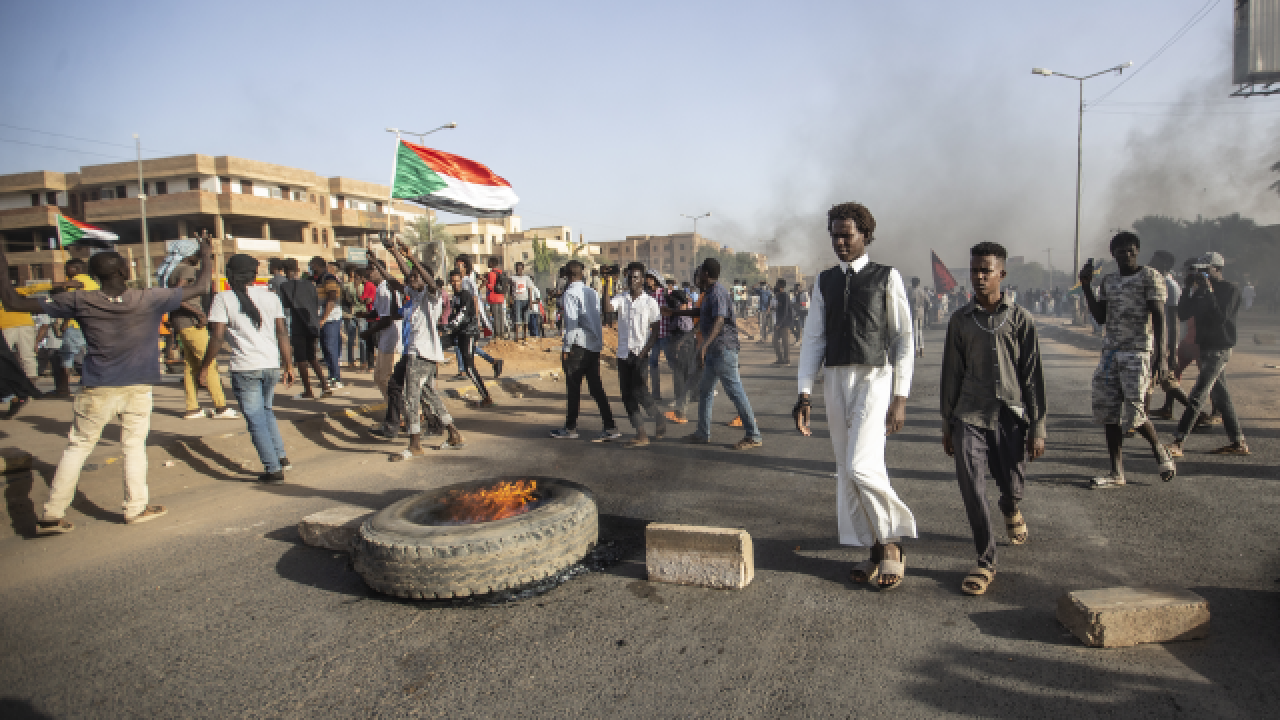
top-left (391, 140), bottom-right (518, 218)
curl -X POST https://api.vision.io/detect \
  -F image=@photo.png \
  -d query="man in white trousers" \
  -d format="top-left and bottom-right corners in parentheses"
top-left (794, 202), bottom-right (916, 590)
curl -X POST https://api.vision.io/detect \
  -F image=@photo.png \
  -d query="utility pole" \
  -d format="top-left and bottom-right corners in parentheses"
top-left (134, 134), bottom-right (152, 287)
top-left (1044, 248), bottom-right (1054, 290)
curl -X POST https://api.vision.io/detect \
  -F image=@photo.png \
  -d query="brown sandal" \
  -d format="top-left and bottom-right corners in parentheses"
top-left (1210, 443), bottom-right (1250, 456)
top-left (1004, 511), bottom-right (1028, 545)
top-left (962, 567), bottom-right (995, 596)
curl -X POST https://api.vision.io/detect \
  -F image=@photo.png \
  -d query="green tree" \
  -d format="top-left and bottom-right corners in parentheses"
top-left (403, 216), bottom-right (456, 276)
top-left (530, 236), bottom-right (566, 290)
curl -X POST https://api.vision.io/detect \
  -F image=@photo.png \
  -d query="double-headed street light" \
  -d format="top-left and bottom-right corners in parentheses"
top-left (1032, 62), bottom-right (1131, 276)
top-left (385, 123), bottom-right (457, 273)
top-left (681, 212), bottom-right (711, 281)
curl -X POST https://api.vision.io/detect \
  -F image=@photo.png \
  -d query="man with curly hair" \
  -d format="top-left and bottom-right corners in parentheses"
top-left (794, 202), bottom-right (916, 590)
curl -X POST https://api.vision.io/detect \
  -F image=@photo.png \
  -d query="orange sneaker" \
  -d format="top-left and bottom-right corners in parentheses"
top-left (729, 416), bottom-right (743, 427)
top-left (664, 411), bottom-right (688, 424)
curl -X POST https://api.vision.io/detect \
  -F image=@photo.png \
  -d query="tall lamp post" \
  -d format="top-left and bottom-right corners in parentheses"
top-left (134, 133), bottom-right (152, 287)
top-left (1031, 63), bottom-right (1130, 278)
top-left (384, 123), bottom-right (456, 274)
top-left (681, 212), bottom-right (710, 280)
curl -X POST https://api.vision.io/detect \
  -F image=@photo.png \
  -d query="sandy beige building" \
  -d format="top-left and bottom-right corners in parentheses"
top-left (594, 233), bottom-right (723, 280)
top-left (0, 155), bottom-right (430, 283)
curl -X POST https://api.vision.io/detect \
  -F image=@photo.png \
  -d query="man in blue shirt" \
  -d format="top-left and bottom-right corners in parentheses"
top-left (0, 238), bottom-right (214, 533)
top-left (550, 260), bottom-right (620, 441)
top-left (663, 258), bottom-right (762, 449)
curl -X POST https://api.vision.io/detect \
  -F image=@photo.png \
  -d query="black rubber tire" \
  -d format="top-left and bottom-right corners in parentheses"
top-left (351, 477), bottom-right (597, 599)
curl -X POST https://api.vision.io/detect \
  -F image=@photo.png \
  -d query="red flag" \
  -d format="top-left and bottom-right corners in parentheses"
top-left (931, 250), bottom-right (957, 294)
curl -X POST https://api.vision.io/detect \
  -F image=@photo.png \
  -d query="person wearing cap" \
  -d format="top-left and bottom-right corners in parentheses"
top-left (1166, 252), bottom-right (1249, 457)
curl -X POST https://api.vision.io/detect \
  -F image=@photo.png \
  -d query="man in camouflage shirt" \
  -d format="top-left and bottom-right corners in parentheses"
top-left (1080, 232), bottom-right (1177, 488)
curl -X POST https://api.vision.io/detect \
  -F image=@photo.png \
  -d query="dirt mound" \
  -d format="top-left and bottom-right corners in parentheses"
top-left (479, 336), bottom-right (564, 377)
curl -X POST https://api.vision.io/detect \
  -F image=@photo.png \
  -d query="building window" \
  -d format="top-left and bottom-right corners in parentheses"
top-left (322, 229), bottom-right (329, 247)
top-left (278, 186), bottom-right (289, 199)
top-left (89, 189), bottom-right (100, 201)
top-left (375, 201), bottom-right (383, 212)
top-left (680, 256), bottom-right (685, 263)
top-left (564, 232), bottom-right (570, 243)
top-left (312, 228), bottom-right (319, 244)
top-left (102, 189), bottom-right (115, 200)
top-left (522, 252), bottom-right (529, 260)
top-left (46, 191), bottom-right (58, 206)
top-left (335, 195), bottom-right (345, 208)
top-left (220, 177), bottom-right (231, 194)
top-left (30, 193), bottom-right (39, 207)
top-left (155, 181), bottom-right (168, 195)
top-left (30, 264), bottom-right (45, 280)
top-left (241, 180), bottom-right (252, 195)
top-left (116, 186), bottom-right (127, 199)
top-left (680, 244), bottom-right (685, 250)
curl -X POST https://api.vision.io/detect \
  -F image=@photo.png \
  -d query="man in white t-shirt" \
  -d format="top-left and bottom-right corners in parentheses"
top-left (509, 261), bottom-right (536, 342)
top-left (200, 254), bottom-right (296, 484)
top-left (612, 262), bottom-right (667, 447)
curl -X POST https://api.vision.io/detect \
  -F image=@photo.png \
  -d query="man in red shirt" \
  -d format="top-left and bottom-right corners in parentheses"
top-left (485, 257), bottom-right (507, 340)
top-left (358, 271), bottom-right (377, 372)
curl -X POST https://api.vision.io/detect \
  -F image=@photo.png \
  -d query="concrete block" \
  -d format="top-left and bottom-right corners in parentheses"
top-left (646, 523), bottom-right (753, 589)
top-left (1, 450), bottom-right (32, 475)
top-left (298, 506), bottom-right (370, 552)
top-left (1057, 587), bottom-right (1209, 648)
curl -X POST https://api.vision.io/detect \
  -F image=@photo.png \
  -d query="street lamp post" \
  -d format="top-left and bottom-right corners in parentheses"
top-left (385, 123), bottom-right (456, 275)
top-left (1031, 63), bottom-right (1131, 279)
top-left (680, 210), bottom-right (711, 280)
top-left (1044, 248), bottom-right (1054, 291)
top-left (134, 133), bottom-right (152, 287)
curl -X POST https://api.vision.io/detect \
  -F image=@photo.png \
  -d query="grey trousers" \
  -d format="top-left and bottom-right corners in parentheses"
top-left (950, 408), bottom-right (1027, 570)
top-left (403, 355), bottom-right (452, 436)
top-left (665, 332), bottom-right (698, 415)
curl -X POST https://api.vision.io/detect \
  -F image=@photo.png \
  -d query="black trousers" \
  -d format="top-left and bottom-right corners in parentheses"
top-left (563, 346), bottom-right (615, 431)
top-left (773, 320), bottom-right (791, 364)
top-left (950, 407), bottom-right (1027, 570)
top-left (455, 334), bottom-right (490, 402)
top-left (381, 355), bottom-right (410, 436)
top-left (617, 352), bottom-right (658, 428)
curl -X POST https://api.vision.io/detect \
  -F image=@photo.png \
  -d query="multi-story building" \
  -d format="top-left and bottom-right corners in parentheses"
top-left (0, 155), bottom-right (430, 284)
top-left (767, 264), bottom-right (804, 286)
top-left (439, 219), bottom-right (597, 270)
top-left (594, 233), bottom-right (722, 280)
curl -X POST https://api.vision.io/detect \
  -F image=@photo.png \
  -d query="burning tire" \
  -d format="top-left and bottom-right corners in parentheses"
top-left (352, 477), bottom-right (598, 599)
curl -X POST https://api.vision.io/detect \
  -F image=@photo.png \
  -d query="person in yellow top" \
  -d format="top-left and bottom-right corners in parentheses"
top-left (51, 257), bottom-right (98, 396)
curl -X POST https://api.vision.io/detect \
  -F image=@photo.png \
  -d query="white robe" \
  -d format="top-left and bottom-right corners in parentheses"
top-left (798, 254), bottom-right (917, 547)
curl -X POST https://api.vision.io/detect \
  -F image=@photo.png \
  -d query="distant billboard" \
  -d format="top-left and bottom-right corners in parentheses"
top-left (1234, 0), bottom-right (1280, 93)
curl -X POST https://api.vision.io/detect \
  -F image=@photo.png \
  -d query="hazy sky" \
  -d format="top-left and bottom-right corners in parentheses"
top-left (2, 1), bottom-right (1277, 279)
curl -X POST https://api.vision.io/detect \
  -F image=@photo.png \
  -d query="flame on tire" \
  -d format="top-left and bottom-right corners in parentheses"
top-left (438, 480), bottom-right (540, 524)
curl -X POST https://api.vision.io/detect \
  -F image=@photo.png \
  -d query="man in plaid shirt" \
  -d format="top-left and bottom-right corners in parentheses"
top-left (645, 271), bottom-right (668, 403)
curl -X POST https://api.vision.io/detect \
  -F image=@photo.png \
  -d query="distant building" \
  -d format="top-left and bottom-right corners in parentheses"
top-left (0, 155), bottom-right (430, 283)
top-left (767, 265), bottom-right (803, 286)
top-left (441, 219), bottom-right (598, 269)
top-left (594, 233), bottom-right (721, 279)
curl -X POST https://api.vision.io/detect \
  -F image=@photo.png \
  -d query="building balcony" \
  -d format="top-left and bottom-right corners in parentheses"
top-left (0, 205), bottom-right (60, 231)
top-left (329, 207), bottom-right (401, 232)
top-left (83, 191), bottom-right (326, 224)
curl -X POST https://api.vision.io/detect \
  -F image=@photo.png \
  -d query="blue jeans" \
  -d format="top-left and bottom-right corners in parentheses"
top-left (320, 320), bottom-right (342, 382)
top-left (1174, 347), bottom-right (1243, 444)
top-left (695, 347), bottom-right (761, 442)
top-left (458, 343), bottom-right (496, 367)
top-left (513, 300), bottom-right (529, 333)
top-left (231, 369), bottom-right (285, 473)
top-left (342, 317), bottom-right (366, 366)
top-left (59, 325), bottom-right (86, 369)
top-left (649, 336), bottom-right (667, 368)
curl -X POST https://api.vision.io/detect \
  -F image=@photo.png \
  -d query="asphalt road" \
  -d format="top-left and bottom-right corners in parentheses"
top-left (1, 321), bottom-right (1278, 719)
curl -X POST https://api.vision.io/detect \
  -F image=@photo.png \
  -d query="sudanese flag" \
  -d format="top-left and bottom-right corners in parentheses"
top-left (392, 140), bottom-right (518, 218)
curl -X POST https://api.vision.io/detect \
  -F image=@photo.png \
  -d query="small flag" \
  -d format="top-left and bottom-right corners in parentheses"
top-left (57, 215), bottom-right (118, 248)
top-left (391, 140), bottom-right (518, 218)
top-left (931, 250), bottom-right (957, 294)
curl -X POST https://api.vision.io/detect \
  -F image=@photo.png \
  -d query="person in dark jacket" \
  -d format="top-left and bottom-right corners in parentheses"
top-left (1166, 252), bottom-right (1248, 457)
top-left (445, 268), bottom-right (491, 406)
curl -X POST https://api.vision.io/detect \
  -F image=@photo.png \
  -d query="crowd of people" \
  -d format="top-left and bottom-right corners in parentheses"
top-left (0, 204), bottom-right (1255, 605)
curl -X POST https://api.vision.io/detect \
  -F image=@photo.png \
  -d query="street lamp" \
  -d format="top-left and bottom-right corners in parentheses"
top-left (681, 212), bottom-right (711, 280)
top-left (1032, 62), bottom-right (1131, 278)
top-left (385, 123), bottom-right (457, 275)
top-left (134, 133), bottom-right (152, 287)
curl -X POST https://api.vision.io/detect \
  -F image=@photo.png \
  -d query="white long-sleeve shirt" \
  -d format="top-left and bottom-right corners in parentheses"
top-left (560, 280), bottom-right (603, 353)
top-left (797, 254), bottom-right (915, 397)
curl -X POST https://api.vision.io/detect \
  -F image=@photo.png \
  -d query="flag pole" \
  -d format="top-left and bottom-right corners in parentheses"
top-left (384, 130), bottom-right (401, 271)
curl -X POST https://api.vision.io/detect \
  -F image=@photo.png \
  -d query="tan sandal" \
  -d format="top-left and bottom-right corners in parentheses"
top-left (1210, 443), bottom-right (1250, 456)
top-left (1004, 511), bottom-right (1028, 545)
top-left (962, 566), bottom-right (995, 596)
top-left (878, 547), bottom-right (906, 591)
top-left (850, 558), bottom-right (880, 585)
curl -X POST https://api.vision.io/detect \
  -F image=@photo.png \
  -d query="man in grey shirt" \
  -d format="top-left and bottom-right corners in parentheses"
top-left (940, 242), bottom-right (1046, 596)
top-left (909, 276), bottom-right (930, 358)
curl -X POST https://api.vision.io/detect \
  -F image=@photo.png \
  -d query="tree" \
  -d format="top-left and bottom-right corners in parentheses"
top-left (403, 215), bottom-right (456, 277)
top-left (530, 236), bottom-right (566, 290)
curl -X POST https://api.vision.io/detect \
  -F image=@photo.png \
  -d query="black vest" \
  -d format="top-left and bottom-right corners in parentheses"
top-left (819, 261), bottom-right (892, 367)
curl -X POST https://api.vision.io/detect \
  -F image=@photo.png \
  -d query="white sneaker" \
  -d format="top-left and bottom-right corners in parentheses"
top-left (211, 407), bottom-right (238, 419)
top-left (184, 409), bottom-right (208, 420)
top-left (330, 381), bottom-right (344, 389)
